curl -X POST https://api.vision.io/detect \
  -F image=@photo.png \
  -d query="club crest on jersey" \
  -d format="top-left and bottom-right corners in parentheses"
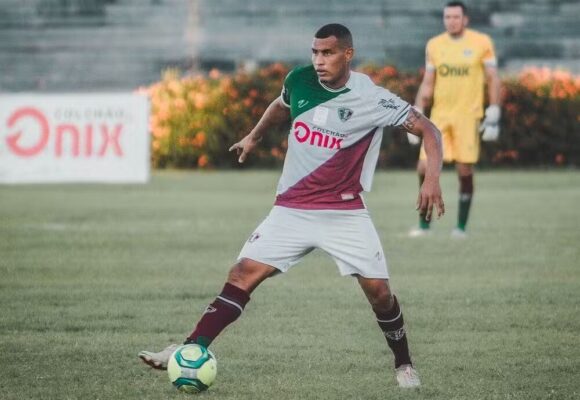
top-left (338, 107), bottom-right (353, 122)
top-left (463, 49), bottom-right (473, 57)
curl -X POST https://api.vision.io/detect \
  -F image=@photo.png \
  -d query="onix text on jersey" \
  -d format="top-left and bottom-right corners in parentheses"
top-left (293, 121), bottom-right (343, 150)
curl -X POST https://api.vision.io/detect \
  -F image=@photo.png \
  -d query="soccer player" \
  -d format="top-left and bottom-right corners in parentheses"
top-left (407, 1), bottom-right (501, 238)
top-left (139, 23), bottom-right (445, 389)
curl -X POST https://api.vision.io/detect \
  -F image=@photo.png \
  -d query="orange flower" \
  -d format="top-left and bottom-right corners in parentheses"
top-left (157, 103), bottom-right (171, 122)
top-left (149, 115), bottom-right (159, 132)
top-left (174, 98), bottom-right (187, 111)
top-left (191, 92), bottom-right (208, 109)
top-left (209, 68), bottom-right (221, 80)
top-left (178, 136), bottom-right (189, 147)
top-left (168, 80), bottom-right (183, 96)
top-left (219, 76), bottom-right (233, 92)
top-left (228, 88), bottom-right (239, 99)
top-left (505, 103), bottom-right (518, 115)
top-left (198, 154), bottom-right (209, 168)
top-left (152, 126), bottom-right (170, 139)
top-left (194, 131), bottom-right (207, 147)
top-left (382, 66), bottom-right (398, 78)
top-left (251, 106), bottom-right (262, 117)
top-left (270, 147), bottom-right (284, 160)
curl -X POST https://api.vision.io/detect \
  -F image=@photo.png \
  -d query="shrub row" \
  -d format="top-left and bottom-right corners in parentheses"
top-left (144, 65), bottom-right (579, 168)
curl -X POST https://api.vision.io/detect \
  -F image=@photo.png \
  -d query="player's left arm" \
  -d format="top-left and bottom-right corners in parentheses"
top-left (481, 36), bottom-right (502, 141)
top-left (402, 108), bottom-right (445, 221)
top-left (485, 65), bottom-right (501, 107)
top-left (480, 65), bottom-right (502, 141)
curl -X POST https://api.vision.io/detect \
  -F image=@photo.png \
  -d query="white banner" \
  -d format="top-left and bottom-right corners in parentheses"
top-left (0, 93), bottom-right (150, 183)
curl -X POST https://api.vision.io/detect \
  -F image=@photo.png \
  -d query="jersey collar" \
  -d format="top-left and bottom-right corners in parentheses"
top-left (318, 71), bottom-right (352, 93)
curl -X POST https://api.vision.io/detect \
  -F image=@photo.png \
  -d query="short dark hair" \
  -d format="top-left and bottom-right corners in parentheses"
top-left (315, 23), bottom-right (353, 48)
top-left (445, 1), bottom-right (468, 15)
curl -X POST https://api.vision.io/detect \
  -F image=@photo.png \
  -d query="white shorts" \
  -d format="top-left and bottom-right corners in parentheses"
top-left (237, 206), bottom-right (389, 279)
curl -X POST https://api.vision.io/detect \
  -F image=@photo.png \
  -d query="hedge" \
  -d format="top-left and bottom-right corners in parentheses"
top-left (143, 65), bottom-right (579, 169)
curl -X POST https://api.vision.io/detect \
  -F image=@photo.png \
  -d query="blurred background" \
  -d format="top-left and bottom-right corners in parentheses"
top-left (0, 0), bottom-right (579, 179)
top-left (0, 0), bottom-right (579, 91)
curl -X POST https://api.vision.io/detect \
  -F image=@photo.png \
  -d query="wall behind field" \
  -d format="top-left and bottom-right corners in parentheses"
top-left (0, 0), bottom-right (579, 92)
top-left (0, 0), bottom-right (194, 91)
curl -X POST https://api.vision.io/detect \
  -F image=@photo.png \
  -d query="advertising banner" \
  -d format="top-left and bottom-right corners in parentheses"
top-left (0, 93), bottom-right (150, 183)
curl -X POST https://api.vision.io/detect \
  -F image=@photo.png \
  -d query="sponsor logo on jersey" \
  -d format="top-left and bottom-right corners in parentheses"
top-left (438, 64), bottom-right (470, 77)
top-left (338, 107), bottom-right (354, 122)
top-left (293, 121), bottom-right (343, 150)
top-left (297, 99), bottom-right (309, 108)
top-left (378, 98), bottom-right (401, 110)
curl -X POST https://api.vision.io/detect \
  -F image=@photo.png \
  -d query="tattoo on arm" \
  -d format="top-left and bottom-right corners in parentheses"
top-left (402, 107), bottom-right (421, 132)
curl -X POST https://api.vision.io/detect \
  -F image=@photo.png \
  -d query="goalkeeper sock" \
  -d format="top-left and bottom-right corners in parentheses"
top-left (458, 175), bottom-right (474, 231)
top-left (374, 295), bottom-right (412, 368)
top-left (418, 173), bottom-right (430, 229)
top-left (185, 283), bottom-right (250, 347)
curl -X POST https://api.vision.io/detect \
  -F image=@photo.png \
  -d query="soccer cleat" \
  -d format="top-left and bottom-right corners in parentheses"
top-left (138, 343), bottom-right (180, 370)
top-left (408, 227), bottom-right (431, 238)
top-left (395, 364), bottom-right (421, 388)
top-left (450, 228), bottom-right (468, 239)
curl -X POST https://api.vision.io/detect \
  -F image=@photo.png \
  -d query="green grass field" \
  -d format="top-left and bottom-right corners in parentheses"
top-left (1, 170), bottom-right (579, 400)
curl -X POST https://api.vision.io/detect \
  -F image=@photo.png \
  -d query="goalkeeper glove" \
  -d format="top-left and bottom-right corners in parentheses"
top-left (406, 106), bottom-right (423, 145)
top-left (480, 104), bottom-right (501, 142)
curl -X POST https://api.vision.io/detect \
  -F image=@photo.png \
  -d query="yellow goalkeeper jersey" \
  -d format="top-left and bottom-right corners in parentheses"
top-left (427, 28), bottom-right (497, 118)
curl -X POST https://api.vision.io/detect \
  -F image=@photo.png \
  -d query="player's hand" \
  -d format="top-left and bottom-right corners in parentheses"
top-left (229, 133), bottom-right (262, 163)
top-left (480, 104), bottom-right (501, 142)
top-left (416, 177), bottom-right (445, 221)
top-left (481, 125), bottom-right (500, 141)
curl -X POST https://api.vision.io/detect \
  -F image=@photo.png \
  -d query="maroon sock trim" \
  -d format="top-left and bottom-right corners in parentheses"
top-left (221, 282), bottom-right (251, 307)
top-left (185, 283), bottom-right (251, 347)
top-left (373, 296), bottom-right (412, 368)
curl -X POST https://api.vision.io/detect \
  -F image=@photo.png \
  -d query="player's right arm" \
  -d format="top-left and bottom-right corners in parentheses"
top-left (229, 96), bottom-right (290, 163)
top-left (402, 108), bottom-right (445, 220)
top-left (414, 68), bottom-right (435, 113)
top-left (408, 42), bottom-right (436, 145)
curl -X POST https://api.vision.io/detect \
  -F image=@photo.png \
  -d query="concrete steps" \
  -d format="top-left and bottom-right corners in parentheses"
top-left (0, 0), bottom-right (578, 91)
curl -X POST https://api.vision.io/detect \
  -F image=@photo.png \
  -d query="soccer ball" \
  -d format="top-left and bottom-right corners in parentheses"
top-left (167, 344), bottom-right (217, 393)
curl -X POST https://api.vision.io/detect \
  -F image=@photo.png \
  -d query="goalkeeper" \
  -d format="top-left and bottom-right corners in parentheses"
top-left (407, 1), bottom-right (500, 238)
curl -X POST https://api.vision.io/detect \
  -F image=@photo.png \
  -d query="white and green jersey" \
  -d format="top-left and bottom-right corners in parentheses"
top-left (274, 65), bottom-right (411, 210)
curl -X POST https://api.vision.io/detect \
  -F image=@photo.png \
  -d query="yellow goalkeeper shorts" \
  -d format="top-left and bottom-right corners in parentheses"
top-left (420, 114), bottom-right (480, 164)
